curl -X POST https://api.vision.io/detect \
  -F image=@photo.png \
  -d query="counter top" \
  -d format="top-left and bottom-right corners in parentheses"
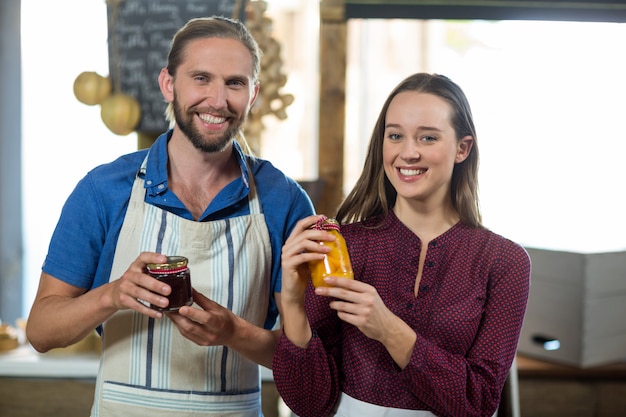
top-left (0, 344), bottom-right (274, 381)
top-left (516, 354), bottom-right (626, 379)
top-left (0, 345), bottom-right (99, 379)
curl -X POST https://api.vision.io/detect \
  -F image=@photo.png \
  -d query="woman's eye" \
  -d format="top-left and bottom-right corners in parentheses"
top-left (421, 135), bottom-right (437, 142)
top-left (387, 133), bottom-right (402, 141)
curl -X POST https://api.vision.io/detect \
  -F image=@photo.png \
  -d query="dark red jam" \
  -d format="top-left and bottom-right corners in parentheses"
top-left (146, 256), bottom-right (192, 311)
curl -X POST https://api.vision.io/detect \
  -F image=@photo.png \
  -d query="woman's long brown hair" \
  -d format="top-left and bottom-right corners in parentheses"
top-left (336, 73), bottom-right (482, 228)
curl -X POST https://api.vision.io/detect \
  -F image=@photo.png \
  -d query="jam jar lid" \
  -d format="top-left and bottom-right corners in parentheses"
top-left (310, 216), bottom-right (340, 232)
top-left (147, 256), bottom-right (188, 273)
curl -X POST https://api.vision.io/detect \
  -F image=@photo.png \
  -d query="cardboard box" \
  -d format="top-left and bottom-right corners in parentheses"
top-left (518, 248), bottom-right (626, 368)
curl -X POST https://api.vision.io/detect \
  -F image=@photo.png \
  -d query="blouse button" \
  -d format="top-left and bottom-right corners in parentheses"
top-left (427, 261), bottom-right (435, 267)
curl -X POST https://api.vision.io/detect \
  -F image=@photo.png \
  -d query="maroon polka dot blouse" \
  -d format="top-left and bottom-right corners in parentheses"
top-left (273, 210), bottom-right (531, 417)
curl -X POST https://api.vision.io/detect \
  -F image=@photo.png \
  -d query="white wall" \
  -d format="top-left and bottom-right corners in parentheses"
top-left (21, 0), bottom-right (136, 316)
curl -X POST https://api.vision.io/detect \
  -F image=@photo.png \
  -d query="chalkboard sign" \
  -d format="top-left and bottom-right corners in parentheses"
top-left (107, 0), bottom-right (247, 133)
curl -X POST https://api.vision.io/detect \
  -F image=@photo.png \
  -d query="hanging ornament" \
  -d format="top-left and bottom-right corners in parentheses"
top-left (70, 0), bottom-right (141, 137)
top-left (100, 93), bottom-right (142, 136)
top-left (73, 71), bottom-right (112, 106)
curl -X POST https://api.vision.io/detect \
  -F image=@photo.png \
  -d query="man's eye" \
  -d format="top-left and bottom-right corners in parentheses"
top-left (228, 80), bottom-right (245, 87)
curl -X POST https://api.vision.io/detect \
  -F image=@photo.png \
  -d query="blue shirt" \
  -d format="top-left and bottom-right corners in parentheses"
top-left (42, 130), bottom-right (315, 329)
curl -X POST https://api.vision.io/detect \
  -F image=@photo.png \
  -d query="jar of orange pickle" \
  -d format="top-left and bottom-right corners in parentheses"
top-left (308, 216), bottom-right (354, 288)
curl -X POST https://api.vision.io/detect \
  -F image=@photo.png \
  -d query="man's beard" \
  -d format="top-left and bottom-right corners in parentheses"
top-left (172, 94), bottom-right (245, 154)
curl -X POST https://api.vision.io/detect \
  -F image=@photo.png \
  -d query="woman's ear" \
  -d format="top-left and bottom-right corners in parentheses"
top-left (455, 135), bottom-right (474, 163)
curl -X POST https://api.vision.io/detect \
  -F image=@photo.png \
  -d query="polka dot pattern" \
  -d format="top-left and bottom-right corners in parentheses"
top-left (273, 211), bottom-right (531, 417)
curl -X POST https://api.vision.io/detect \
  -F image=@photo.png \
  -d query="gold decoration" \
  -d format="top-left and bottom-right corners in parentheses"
top-left (69, 0), bottom-right (140, 137)
top-left (100, 93), bottom-right (142, 136)
top-left (73, 71), bottom-right (112, 106)
top-left (72, 66), bottom-right (141, 136)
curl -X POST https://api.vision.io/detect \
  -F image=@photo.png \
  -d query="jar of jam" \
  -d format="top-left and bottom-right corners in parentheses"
top-left (308, 216), bottom-right (354, 288)
top-left (146, 256), bottom-right (193, 311)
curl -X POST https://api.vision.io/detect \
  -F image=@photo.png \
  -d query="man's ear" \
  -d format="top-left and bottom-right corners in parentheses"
top-left (158, 68), bottom-right (174, 103)
top-left (456, 135), bottom-right (474, 163)
top-left (249, 81), bottom-right (260, 108)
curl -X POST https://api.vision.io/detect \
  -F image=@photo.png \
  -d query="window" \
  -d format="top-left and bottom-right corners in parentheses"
top-left (345, 18), bottom-right (626, 253)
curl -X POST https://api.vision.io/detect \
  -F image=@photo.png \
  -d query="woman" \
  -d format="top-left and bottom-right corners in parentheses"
top-left (273, 73), bottom-right (531, 417)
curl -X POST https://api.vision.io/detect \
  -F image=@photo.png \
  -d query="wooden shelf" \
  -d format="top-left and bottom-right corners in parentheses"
top-left (504, 355), bottom-right (626, 417)
top-left (517, 354), bottom-right (626, 379)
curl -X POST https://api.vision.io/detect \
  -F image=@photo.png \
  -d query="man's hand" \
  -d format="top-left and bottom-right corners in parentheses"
top-left (168, 289), bottom-right (236, 346)
top-left (107, 252), bottom-right (171, 319)
top-left (169, 289), bottom-right (280, 369)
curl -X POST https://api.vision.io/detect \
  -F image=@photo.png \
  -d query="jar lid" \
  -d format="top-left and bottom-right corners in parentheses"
top-left (147, 256), bottom-right (188, 272)
top-left (311, 216), bottom-right (340, 232)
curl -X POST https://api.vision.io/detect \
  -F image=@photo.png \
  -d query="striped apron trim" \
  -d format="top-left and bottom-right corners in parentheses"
top-left (91, 156), bottom-right (272, 417)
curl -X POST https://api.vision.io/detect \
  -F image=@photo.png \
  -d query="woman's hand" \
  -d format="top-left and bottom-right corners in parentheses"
top-left (314, 277), bottom-right (391, 341)
top-left (280, 215), bottom-right (333, 306)
top-left (315, 277), bottom-right (417, 368)
top-left (279, 214), bottom-right (332, 348)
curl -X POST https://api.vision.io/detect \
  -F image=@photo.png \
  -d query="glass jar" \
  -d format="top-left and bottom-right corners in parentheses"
top-left (308, 217), bottom-right (354, 288)
top-left (146, 256), bottom-right (193, 311)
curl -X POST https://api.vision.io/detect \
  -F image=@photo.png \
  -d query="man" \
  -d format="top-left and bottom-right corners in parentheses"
top-left (26, 16), bottom-right (314, 416)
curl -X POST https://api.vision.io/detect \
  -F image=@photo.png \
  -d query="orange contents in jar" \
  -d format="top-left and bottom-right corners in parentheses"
top-left (308, 217), bottom-right (354, 288)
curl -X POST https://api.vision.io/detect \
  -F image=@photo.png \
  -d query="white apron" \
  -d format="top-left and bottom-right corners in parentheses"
top-left (91, 157), bottom-right (272, 417)
top-left (332, 393), bottom-right (436, 417)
